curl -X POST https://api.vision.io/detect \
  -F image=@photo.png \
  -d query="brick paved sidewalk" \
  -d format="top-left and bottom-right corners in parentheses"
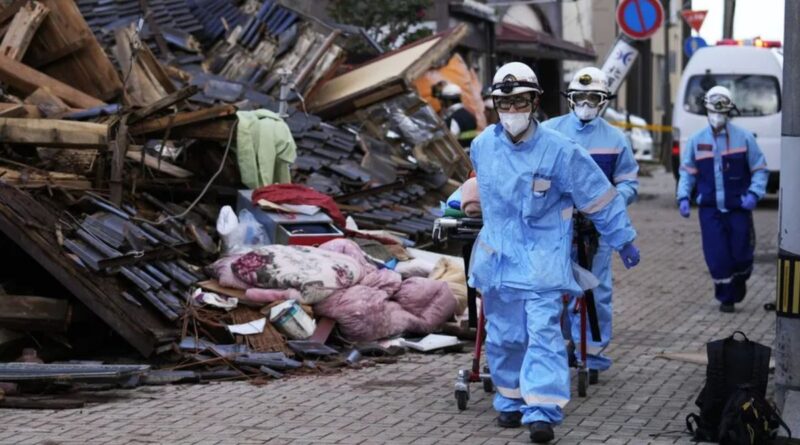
top-left (0, 168), bottom-right (780, 445)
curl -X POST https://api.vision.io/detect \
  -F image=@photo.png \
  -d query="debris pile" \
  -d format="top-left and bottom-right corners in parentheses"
top-left (0, 0), bottom-right (474, 407)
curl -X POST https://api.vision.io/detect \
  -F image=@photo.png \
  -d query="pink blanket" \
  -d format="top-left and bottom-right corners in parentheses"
top-left (206, 239), bottom-right (457, 341)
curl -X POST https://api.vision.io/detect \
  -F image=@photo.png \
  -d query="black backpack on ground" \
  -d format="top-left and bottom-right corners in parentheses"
top-left (716, 384), bottom-right (791, 445)
top-left (685, 331), bottom-right (787, 443)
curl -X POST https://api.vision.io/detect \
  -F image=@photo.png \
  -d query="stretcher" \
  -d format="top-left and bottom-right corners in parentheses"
top-left (431, 215), bottom-right (601, 411)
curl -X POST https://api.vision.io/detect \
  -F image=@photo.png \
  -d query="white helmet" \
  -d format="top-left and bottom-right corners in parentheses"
top-left (704, 85), bottom-right (735, 113)
top-left (491, 62), bottom-right (543, 97)
top-left (567, 67), bottom-right (610, 94)
top-left (440, 83), bottom-right (462, 100)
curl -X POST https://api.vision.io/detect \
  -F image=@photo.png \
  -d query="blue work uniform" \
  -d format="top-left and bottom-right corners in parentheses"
top-left (541, 112), bottom-right (639, 372)
top-left (469, 122), bottom-right (637, 425)
top-left (677, 122), bottom-right (768, 304)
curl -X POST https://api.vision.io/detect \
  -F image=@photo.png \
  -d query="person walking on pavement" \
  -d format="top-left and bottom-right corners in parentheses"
top-left (676, 86), bottom-right (768, 313)
top-left (541, 67), bottom-right (639, 384)
top-left (439, 82), bottom-right (479, 148)
top-left (469, 61), bottom-right (641, 443)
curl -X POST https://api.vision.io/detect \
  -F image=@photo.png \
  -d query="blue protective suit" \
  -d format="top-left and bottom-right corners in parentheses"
top-left (469, 123), bottom-right (637, 425)
top-left (541, 112), bottom-right (639, 371)
top-left (677, 122), bottom-right (768, 304)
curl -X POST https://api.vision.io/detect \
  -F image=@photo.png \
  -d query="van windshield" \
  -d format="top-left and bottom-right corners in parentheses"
top-left (683, 74), bottom-right (781, 117)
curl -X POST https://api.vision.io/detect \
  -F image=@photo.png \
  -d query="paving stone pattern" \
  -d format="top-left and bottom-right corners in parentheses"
top-left (0, 168), bottom-right (780, 445)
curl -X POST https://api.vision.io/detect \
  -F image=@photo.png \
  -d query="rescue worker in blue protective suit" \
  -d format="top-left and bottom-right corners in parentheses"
top-left (541, 67), bottom-right (639, 383)
top-left (677, 86), bottom-right (768, 313)
top-left (469, 62), bottom-right (641, 443)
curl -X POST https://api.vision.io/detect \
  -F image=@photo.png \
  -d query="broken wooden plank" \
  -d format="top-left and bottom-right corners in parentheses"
top-left (0, 54), bottom-right (105, 108)
top-left (126, 148), bottom-right (193, 179)
top-left (127, 85), bottom-right (199, 125)
top-left (129, 105), bottom-right (237, 135)
top-left (0, 103), bottom-right (26, 117)
top-left (0, 294), bottom-right (71, 332)
top-left (0, 1), bottom-right (49, 61)
top-left (0, 118), bottom-right (106, 147)
top-left (115, 23), bottom-right (172, 107)
top-left (23, 87), bottom-right (69, 117)
top-left (0, 166), bottom-right (91, 190)
top-left (22, 0), bottom-right (122, 101)
top-left (0, 185), bottom-right (176, 356)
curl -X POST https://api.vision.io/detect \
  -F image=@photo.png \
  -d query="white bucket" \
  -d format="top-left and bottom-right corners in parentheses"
top-left (269, 300), bottom-right (316, 340)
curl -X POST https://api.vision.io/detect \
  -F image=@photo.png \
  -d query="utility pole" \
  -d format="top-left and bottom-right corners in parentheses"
top-left (722, 0), bottom-right (735, 39)
top-left (775, 0), bottom-right (800, 437)
top-left (661, 0), bottom-right (672, 167)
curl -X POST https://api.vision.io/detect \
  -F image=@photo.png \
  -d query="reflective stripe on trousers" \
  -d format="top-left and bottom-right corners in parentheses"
top-left (483, 288), bottom-right (569, 424)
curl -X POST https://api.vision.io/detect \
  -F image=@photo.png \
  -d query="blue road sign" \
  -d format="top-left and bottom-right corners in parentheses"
top-left (684, 36), bottom-right (708, 58)
top-left (616, 0), bottom-right (664, 40)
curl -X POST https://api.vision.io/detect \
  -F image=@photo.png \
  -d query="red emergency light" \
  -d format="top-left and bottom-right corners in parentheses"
top-left (716, 37), bottom-right (781, 48)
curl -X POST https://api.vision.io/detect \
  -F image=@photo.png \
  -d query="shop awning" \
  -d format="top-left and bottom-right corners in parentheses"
top-left (496, 22), bottom-right (596, 61)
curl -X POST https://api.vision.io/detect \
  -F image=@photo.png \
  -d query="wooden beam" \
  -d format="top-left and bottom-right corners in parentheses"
top-left (23, 86), bottom-right (69, 117)
top-left (168, 118), bottom-right (235, 141)
top-left (0, 53), bottom-right (105, 108)
top-left (0, 1), bottom-right (49, 61)
top-left (0, 118), bottom-right (107, 147)
top-left (126, 148), bottom-right (193, 179)
top-left (0, 166), bottom-right (91, 190)
top-left (127, 85), bottom-right (200, 125)
top-left (0, 103), bottom-right (25, 117)
top-left (23, 33), bottom-right (91, 69)
top-left (23, 0), bottom-right (122, 102)
top-left (0, 294), bottom-right (71, 332)
top-left (129, 104), bottom-right (237, 135)
top-left (109, 117), bottom-right (128, 206)
top-left (0, 0), bottom-right (27, 25)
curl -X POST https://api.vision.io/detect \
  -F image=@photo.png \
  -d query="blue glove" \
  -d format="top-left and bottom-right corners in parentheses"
top-left (618, 243), bottom-right (640, 269)
top-left (741, 192), bottom-right (758, 211)
top-left (678, 199), bottom-right (690, 218)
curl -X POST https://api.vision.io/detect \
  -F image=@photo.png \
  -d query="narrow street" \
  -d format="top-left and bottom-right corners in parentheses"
top-left (0, 167), bottom-right (780, 445)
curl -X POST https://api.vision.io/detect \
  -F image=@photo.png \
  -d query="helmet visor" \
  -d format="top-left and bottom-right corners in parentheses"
top-left (567, 91), bottom-right (607, 107)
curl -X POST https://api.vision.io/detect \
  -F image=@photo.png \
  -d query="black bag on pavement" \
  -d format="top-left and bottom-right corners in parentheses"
top-left (685, 331), bottom-right (772, 442)
top-left (716, 384), bottom-right (791, 445)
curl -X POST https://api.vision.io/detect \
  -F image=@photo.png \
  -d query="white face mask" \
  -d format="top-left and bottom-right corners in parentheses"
top-left (499, 112), bottom-right (531, 137)
top-left (573, 103), bottom-right (599, 121)
top-left (708, 112), bottom-right (728, 130)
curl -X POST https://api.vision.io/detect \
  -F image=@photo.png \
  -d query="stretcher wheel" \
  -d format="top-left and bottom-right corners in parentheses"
top-left (455, 389), bottom-right (469, 411)
top-left (482, 366), bottom-right (494, 393)
top-left (577, 369), bottom-right (588, 397)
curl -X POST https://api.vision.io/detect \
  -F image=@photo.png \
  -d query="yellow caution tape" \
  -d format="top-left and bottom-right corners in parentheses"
top-left (608, 121), bottom-right (674, 133)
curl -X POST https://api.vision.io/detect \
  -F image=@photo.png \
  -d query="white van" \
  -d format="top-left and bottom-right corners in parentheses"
top-left (671, 43), bottom-right (783, 193)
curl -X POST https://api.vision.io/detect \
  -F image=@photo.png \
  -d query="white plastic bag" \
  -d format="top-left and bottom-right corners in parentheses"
top-left (216, 206), bottom-right (269, 254)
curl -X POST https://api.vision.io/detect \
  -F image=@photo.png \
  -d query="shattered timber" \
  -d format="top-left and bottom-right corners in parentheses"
top-left (0, 0), bottom-right (478, 407)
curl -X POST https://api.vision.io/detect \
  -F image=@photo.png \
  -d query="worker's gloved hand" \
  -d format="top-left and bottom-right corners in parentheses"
top-left (678, 199), bottom-right (691, 218)
top-left (618, 243), bottom-right (640, 269)
top-left (741, 192), bottom-right (758, 211)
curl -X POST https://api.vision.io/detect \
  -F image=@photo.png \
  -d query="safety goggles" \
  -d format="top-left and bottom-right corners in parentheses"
top-left (705, 94), bottom-right (733, 111)
top-left (566, 91), bottom-right (608, 107)
top-left (494, 95), bottom-right (535, 111)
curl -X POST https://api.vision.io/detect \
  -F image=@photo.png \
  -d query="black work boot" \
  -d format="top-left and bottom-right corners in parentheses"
top-left (719, 303), bottom-right (735, 313)
top-left (496, 411), bottom-right (522, 428)
top-left (529, 421), bottom-right (554, 443)
top-left (589, 369), bottom-right (599, 384)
